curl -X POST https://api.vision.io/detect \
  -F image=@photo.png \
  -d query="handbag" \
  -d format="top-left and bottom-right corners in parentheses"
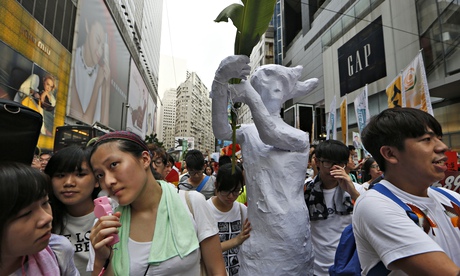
top-left (0, 99), bottom-right (42, 164)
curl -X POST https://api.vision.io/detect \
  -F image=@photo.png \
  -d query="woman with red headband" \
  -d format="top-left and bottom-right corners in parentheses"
top-left (87, 131), bottom-right (226, 276)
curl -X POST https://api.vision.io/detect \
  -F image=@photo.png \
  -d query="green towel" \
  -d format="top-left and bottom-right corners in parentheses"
top-left (112, 180), bottom-right (199, 275)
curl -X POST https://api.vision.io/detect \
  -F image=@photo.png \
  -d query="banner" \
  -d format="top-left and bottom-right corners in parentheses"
top-left (340, 97), bottom-right (348, 145)
top-left (326, 95), bottom-right (337, 140)
top-left (386, 74), bottom-right (402, 108)
top-left (354, 84), bottom-right (370, 134)
top-left (401, 52), bottom-right (433, 115)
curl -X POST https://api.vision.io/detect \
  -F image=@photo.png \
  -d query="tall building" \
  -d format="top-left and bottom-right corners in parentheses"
top-left (175, 72), bottom-right (214, 153)
top-left (279, 0), bottom-right (460, 151)
top-left (160, 88), bottom-right (177, 150)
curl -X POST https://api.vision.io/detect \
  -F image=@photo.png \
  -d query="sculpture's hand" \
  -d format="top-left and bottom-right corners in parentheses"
top-left (229, 80), bottom-right (256, 103)
top-left (214, 55), bottom-right (251, 83)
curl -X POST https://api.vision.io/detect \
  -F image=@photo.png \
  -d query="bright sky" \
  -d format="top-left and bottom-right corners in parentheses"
top-left (158, 0), bottom-right (239, 101)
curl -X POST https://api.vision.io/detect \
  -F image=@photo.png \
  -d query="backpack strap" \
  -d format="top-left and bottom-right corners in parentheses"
top-left (196, 175), bottom-right (209, 192)
top-left (372, 184), bottom-right (419, 224)
top-left (430, 186), bottom-right (460, 206)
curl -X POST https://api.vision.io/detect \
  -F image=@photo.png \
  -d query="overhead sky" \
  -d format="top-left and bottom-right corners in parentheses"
top-left (158, 0), bottom-right (239, 101)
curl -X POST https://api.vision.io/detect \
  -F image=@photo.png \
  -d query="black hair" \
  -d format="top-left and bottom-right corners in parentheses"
top-left (218, 155), bottom-right (232, 167)
top-left (205, 164), bottom-right (214, 176)
top-left (362, 157), bottom-right (376, 183)
top-left (215, 163), bottom-right (244, 193)
top-left (362, 107), bottom-right (443, 172)
top-left (315, 140), bottom-right (349, 164)
top-left (44, 146), bottom-right (100, 234)
top-left (0, 162), bottom-right (50, 264)
top-left (185, 149), bottom-right (205, 171)
top-left (348, 145), bottom-right (356, 151)
top-left (167, 153), bottom-right (175, 166)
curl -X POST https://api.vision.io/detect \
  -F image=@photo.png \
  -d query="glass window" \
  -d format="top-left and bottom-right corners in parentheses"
top-left (342, 9), bottom-right (355, 35)
top-left (355, 0), bottom-right (370, 20)
top-left (34, 0), bottom-right (46, 24)
top-left (417, 0), bottom-right (438, 34)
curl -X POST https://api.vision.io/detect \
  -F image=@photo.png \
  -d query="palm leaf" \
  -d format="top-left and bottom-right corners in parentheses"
top-left (215, 0), bottom-right (276, 172)
top-left (215, 0), bottom-right (277, 56)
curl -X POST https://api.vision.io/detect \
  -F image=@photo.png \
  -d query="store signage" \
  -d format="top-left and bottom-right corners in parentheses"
top-left (21, 28), bottom-right (52, 56)
top-left (338, 16), bottom-right (386, 96)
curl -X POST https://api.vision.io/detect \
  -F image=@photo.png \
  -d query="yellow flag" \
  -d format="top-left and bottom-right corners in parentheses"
top-left (386, 75), bottom-right (402, 108)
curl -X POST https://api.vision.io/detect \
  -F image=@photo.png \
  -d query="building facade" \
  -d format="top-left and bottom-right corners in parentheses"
top-left (160, 88), bottom-right (177, 150)
top-left (175, 71), bottom-right (214, 154)
top-left (280, 0), bottom-right (460, 151)
top-left (0, 0), bottom-right (163, 151)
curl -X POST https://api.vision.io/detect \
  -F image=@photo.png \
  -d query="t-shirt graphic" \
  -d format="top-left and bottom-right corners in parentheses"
top-left (218, 219), bottom-right (242, 276)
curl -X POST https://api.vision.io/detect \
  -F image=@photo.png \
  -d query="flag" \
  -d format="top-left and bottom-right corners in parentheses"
top-left (386, 74), bottom-right (402, 108)
top-left (401, 52), bottom-right (433, 115)
top-left (354, 85), bottom-right (370, 134)
top-left (326, 95), bottom-right (337, 140)
top-left (340, 97), bottom-right (348, 145)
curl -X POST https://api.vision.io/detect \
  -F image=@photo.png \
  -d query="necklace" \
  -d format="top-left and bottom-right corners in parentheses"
top-left (80, 47), bottom-right (97, 77)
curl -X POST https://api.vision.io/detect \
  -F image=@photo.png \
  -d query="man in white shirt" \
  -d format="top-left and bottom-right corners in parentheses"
top-left (354, 107), bottom-right (460, 275)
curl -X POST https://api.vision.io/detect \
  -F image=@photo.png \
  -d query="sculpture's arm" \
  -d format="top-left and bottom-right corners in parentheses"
top-left (231, 81), bottom-right (309, 151)
top-left (210, 56), bottom-right (251, 141)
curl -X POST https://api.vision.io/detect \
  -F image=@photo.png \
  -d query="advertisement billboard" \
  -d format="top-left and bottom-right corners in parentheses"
top-left (68, 0), bottom-right (130, 130)
top-left (127, 59), bottom-right (151, 138)
top-left (0, 0), bottom-right (72, 150)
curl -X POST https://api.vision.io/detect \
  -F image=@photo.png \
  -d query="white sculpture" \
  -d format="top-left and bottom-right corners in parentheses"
top-left (211, 55), bottom-right (318, 275)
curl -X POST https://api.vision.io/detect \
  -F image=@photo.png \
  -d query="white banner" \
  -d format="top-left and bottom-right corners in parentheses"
top-left (354, 84), bottom-right (370, 134)
top-left (401, 52), bottom-right (433, 115)
top-left (326, 95), bottom-right (337, 140)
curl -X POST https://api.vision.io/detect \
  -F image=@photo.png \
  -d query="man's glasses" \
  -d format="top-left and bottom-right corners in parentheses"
top-left (188, 170), bottom-right (203, 176)
top-left (318, 159), bottom-right (346, 169)
top-left (220, 188), bottom-right (243, 197)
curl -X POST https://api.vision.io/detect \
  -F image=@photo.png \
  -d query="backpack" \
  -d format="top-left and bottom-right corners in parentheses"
top-left (329, 184), bottom-right (460, 276)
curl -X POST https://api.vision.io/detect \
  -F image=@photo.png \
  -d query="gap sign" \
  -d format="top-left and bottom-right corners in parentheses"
top-left (338, 16), bottom-right (386, 96)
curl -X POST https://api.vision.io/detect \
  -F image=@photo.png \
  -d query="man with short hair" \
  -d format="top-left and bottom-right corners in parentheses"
top-left (305, 139), bottom-right (364, 275)
top-left (354, 107), bottom-right (460, 275)
top-left (178, 149), bottom-right (216, 199)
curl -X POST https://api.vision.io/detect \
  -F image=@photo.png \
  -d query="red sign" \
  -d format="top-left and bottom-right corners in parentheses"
top-left (433, 171), bottom-right (460, 193)
top-left (445, 151), bottom-right (458, 171)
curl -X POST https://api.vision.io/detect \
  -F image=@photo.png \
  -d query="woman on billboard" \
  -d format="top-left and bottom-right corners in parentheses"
top-left (71, 16), bottom-right (111, 126)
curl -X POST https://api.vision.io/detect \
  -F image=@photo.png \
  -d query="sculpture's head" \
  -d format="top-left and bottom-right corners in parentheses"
top-left (250, 64), bottom-right (318, 114)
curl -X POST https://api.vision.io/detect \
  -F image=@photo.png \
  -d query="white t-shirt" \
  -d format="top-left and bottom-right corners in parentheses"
top-left (59, 212), bottom-right (95, 276)
top-left (207, 198), bottom-right (248, 276)
top-left (353, 180), bottom-right (460, 275)
top-left (88, 189), bottom-right (218, 276)
top-left (310, 183), bottom-right (365, 276)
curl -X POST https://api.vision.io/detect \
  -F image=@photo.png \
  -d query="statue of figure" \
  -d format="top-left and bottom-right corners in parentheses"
top-left (211, 55), bottom-right (318, 275)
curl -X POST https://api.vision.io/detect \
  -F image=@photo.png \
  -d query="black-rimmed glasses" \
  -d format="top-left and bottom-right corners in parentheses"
top-left (318, 159), bottom-right (346, 169)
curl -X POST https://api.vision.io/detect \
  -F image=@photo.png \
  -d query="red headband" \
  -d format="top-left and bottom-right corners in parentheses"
top-left (94, 131), bottom-right (150, 153)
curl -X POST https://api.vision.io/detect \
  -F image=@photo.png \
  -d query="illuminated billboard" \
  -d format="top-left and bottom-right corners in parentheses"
top-left (68, 0), bottom-right (130, 130)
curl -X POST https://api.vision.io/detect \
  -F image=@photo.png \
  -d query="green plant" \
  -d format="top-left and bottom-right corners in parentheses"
top-left (215, 0), bottom-right (276, 172)
top-left (145, 133), bottom-right (164, 148)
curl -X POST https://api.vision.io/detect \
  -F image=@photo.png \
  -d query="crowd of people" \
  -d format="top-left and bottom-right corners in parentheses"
top-left (1, 57), bottom-right (459, 275)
